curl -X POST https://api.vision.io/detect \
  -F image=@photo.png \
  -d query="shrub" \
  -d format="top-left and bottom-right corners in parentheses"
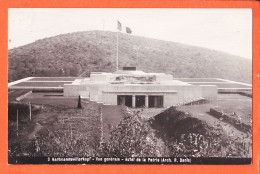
top-left (98, 108), bottom-right (167, 157)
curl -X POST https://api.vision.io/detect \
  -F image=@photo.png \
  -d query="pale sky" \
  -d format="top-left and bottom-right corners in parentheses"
top-left (8, 8), bottom-right (252, 59)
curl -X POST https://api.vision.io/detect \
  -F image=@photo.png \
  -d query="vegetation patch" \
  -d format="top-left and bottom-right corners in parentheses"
top-left (8, 100), bottom-right (102, 163)
top-left (150, 107), bottom-right (251, 158)
top-left (8, 99), bottom-right (252, 163)
top-left (99, 108), bottom-right (166, 157)
top-left (209, 108), bottom-right (251, 133)
top-left (8, 31), bottom-right (251, 83)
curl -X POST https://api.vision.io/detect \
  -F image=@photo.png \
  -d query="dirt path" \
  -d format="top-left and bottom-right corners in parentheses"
top-left (102, 105), bottom-right (124, 142)
top-left (27, 123), bottom-right (43, 140)
top-left (131, 108), bottom-right (166, 119)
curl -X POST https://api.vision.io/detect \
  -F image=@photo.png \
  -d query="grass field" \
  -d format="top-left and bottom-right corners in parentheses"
top-left (8, 97), bottom-right (103, 161)
top-left (214, 94), bottom-right (252, 124)
top-left (9, 95), bottom-right (133, 161)
top-left (180, 94), bottom-right (251, 125)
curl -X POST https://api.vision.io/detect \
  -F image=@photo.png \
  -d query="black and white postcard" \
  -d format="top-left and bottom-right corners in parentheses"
top-left (8, 8), bottom-right (252, 165)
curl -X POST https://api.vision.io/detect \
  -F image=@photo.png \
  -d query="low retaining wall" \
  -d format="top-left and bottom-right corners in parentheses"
top-left (209, 108), bottom-right (251, 133)
top-left (218, 88), bottom-right (252, 93)
top-left (16, 91), bottom-right (32, 101)
top-left (184, 99), bottom-right (209, 106)
top-left (32, 88), bottom-right (63, 93)
top-left (238, 92), bottom-right (252, 98)
top-left (218, 91), bottom-right (252, 98)
top-left (9, 87), bottom-right (63, 93)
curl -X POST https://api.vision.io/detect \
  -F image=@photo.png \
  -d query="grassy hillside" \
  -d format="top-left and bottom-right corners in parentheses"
top-left (8, 30), bottom-right (252, 83)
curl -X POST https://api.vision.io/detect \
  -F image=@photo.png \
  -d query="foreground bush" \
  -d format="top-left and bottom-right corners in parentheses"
top-left (98, 108), bottom-right (167, 157)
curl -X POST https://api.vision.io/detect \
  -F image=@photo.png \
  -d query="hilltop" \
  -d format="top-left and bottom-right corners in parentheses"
top-left (8, 30), bottom-right (251, 83)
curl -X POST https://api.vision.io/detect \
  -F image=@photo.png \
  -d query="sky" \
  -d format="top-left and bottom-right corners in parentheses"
top-left (8, 8), bottom-right (252, 59)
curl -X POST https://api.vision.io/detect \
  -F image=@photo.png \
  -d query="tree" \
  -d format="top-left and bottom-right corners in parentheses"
top-left (77, 95), bottom-right (82, 109)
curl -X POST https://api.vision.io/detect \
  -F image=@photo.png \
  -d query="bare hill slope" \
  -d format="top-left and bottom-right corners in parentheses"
top-left (8, 30), bottom-right (251, 83)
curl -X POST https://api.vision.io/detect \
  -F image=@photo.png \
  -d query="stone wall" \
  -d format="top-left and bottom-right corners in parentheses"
top-left (209, 108), bottom-right (251, 133)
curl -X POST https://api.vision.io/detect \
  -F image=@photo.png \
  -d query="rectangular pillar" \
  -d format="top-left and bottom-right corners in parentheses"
top-left (132, 95), bottom-right (136, 108)
top-left (122, 97), bottom-right (125, 106)
top-left (145, 95), bottom-right (149, 108)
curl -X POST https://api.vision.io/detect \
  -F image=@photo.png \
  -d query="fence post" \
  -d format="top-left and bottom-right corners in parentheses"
top-left (16, 109), bottom-right (19, 136)
top-left (70, 124), bottom-right (73, 141)
top-left (29, 101), bottom-right (32, 122)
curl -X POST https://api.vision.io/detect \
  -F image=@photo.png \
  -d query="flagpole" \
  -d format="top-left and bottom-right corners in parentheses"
top-left (116, 31), bottom-right (119, 71)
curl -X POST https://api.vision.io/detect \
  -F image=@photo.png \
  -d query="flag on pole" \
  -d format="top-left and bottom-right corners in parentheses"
top-left (126, 27), bottom-right (132, 34)
top-left (117, 21), bottom-right (122, 31)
